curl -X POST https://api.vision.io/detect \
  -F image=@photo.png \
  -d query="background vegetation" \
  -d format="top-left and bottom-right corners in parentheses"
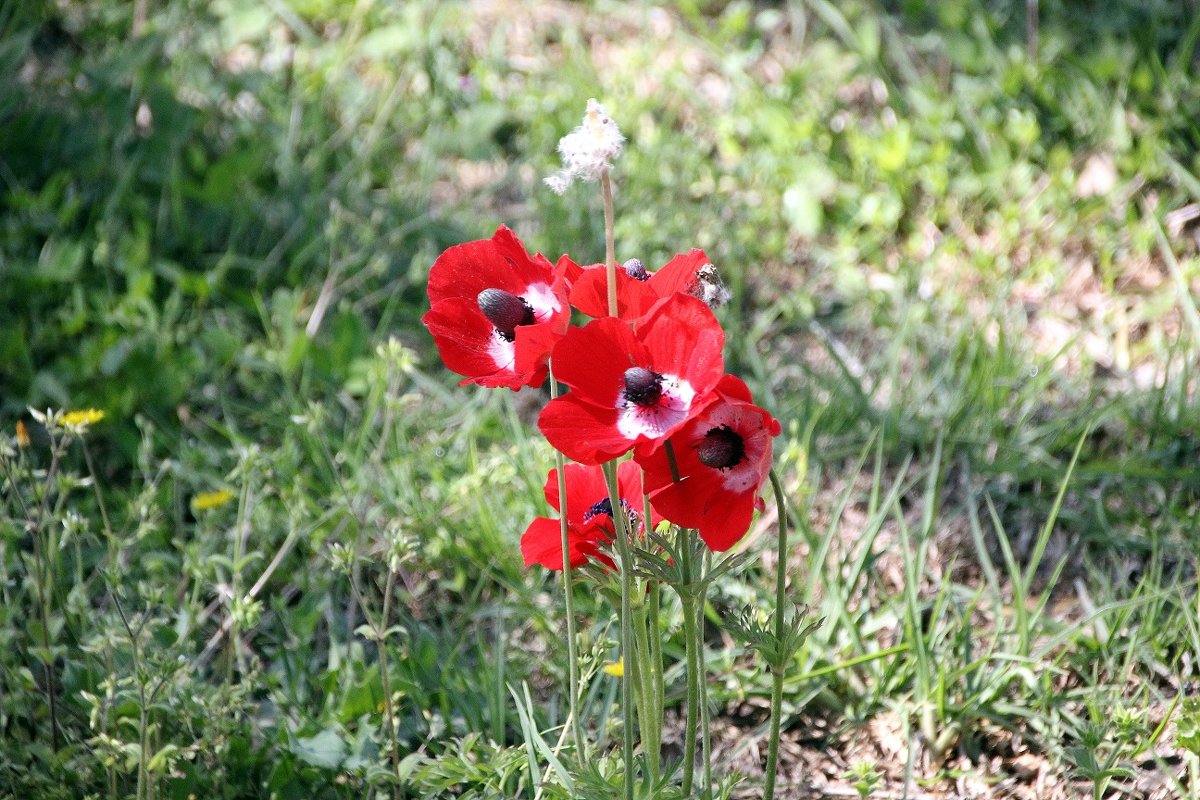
top-left (2, 0), bottom-right (1199, 797)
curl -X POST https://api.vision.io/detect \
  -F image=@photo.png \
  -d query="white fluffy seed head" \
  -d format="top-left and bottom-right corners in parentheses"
top-left (544, 98), bottom-right (625, 194)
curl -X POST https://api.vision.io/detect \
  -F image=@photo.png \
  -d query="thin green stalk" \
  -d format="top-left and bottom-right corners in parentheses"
top-left (229, 476), bottom-right (253, 681)
top-left (80, 437), bottom-right (114, 542)
top-left (680, 533), bottom-right (698, 796)
top-left (697, 552), bottom-right (712, 800)
top-left (640, 493), bottom-right (663, 782)
top-left (30, 433), bottom-right (64, 753)
top-left (599, 165), bottom-right (635, 800)
top-left (378, 565), bottom-right (403, 800)
top-left (763, 469), bottom-right (790, 800)
top-left (633, 600), bottom-right (659, 782)
top-left (653, 594), bottom-right (665, 743)
top-left (105, 649), bottom-right (117, 800)
top-left (549, 364), bottom-right (585, 756)
top-left (664, 442), bottom-right (700, 796)
top-left (648, 565), bottom-right (665, 763)
top-left (603, 461), bottom-right (637, 800)
top-left (113, 594), bottom-right (147, 800)
top-left (628, 610), bottom-right (649, 756)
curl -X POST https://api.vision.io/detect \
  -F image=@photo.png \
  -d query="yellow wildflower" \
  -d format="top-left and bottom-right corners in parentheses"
top-left (192, 489), bottom-right (235, 512)
top-left (602, 658), bottom-right (624, 678)
top-left (62, 409), bottom-right (106, 426)
top-left (15, 421), bottom-right (30, 448)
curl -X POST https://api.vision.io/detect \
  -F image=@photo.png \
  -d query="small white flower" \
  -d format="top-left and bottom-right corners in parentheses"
top-left (545, 98), bottom-right (625, 194)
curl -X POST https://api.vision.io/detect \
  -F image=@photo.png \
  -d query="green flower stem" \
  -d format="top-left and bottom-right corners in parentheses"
top-left (30, 433), bottom-right (65, 753)
top-left (697, 551), bottom-right (713, 800)
top-left (549, 364), bottom-right (585, 757)
top-left (378, 564), bottom-right (404, 800)
top-left (599, 166), bottom-right (636, 798)
top-left (229, 475), bottom-right (253, 681)
top-left (679, 531), bottom-right (698, 796)
top-left (649, 572), bottom-right (665, 764)
top-left (603, 460), bottom-right (637, 800)
top-left (629, 605), bottom-right (650, 762)
top-left (633, 596), bottom-right (660, 783)
top-left (641, 493), bottom-right (664, 782)
top-left (763, 468), bottom-right (790, 800)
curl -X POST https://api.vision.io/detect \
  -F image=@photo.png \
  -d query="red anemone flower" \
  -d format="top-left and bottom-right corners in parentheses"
top-left (568, 249), bottom-right (722, 320)
top-left (422, 226), bottom-right (575, 390)
top-left (637, 374), bottom-right (781, 551)
top-left (520, 460), bottom-right (660, 570)
top-left (538, 293), bottom-right (725, 465)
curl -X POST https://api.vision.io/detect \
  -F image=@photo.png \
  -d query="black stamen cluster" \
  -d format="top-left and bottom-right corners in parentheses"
top-left (477, 288), bottom-right (535, 341)
top-left (583, 497), bottom-right (639, 528)
top-left (622, 366), bottom-right (663, 407)
top-left (696, 424), bottom-right (745, 470)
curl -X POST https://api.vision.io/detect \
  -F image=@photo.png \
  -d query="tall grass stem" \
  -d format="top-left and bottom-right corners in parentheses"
top-left (549, 365), bottom-right (585, 756)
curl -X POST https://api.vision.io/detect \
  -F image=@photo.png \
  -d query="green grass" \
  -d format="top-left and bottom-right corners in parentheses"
top-left (2, 0), bottom-right (1200, 797)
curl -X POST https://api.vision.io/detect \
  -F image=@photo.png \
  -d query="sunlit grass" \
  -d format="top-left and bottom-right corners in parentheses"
top-left (1, 0), bottom-right (1199, 797)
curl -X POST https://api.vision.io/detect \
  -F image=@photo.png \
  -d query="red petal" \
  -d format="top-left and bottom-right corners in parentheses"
top-left (713, 374), bottom-right (753, 404)
top-left (544, 463), bottom-right (612, 523)
top-left (638, 294), bottom-right (725, 397)
top-left (521, 517), bottom-right (571, 569)
top-left (647, 249), bottom-right (709, 299)
top-left (569, 269), bottom-right (658, 320)
top-left (427, 226), bottom-right (556, 306)
top-left (616, 459), bottom-right (644, 501)
top-left (555, 254), bottom-right (584, 286)
top-left (539, 395), bottom-right (634, 465)
top-left (422, 299), bottom-right (529, 390)
top-left (520, 515), bottom-right (617, 571)
top-left (549, 317), bottom-right (647, 406)
top-left (541, 468), bottom-right (561, 513)
top-left (512, 319), bottom-right (562, 384)
top-left (616, 460), bottom-right (665, 530)
top-left (649, 475), bottom-right (757, 551)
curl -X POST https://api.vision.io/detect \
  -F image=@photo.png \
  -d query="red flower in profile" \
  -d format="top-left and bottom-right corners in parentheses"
top-left (422, 226), bottom-right (575, 390)
top-left (521, 461), bottom-right (660, 571)
top-left (568, 250), bottom-right (726, 320)
top-left (538, 293), bottom-right (725, 465)
top-left (637, 375), bottom-right (781, 551)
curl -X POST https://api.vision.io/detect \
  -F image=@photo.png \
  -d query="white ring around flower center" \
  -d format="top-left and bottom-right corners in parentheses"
top-left (694, 403), bottom-right (769, 493)
top-left (521, 282), bottom-right (561, 322)
top-left (487, 332), bottom-right (516, 373)
top-left (615, 374), bottom-right (696, 441)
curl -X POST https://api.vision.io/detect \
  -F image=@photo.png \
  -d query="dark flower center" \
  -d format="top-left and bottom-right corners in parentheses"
top-left (696, 425), bottom-right (745, 470)
top-left (477, 288), bottom-right (535, 341)
top-left (583, 497), bottom-right (639, 528)
top-left (623, 258), bottom-right (649, 281)
top-left (623, 367), bottom-right (664, 407)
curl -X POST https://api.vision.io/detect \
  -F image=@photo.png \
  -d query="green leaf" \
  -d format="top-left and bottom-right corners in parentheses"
top-left (292, 728), bottom-right (346, 770)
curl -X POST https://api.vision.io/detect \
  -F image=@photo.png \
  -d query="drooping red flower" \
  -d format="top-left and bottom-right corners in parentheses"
top-left (520, 460), bottom-right (660, 571)
top-left (567, 250), bottom-right (724, 320)
top-left (637, 374), bottom-right (781, 551)
top-left (538, 293), bottom-right (725, 465)
top-left (422, 226), bottom-right (575, 390)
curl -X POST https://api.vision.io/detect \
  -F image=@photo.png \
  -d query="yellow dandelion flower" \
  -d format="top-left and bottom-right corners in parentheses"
top-left (62, 409), bottom-right (106, 426)
top-left (15, 421), bottom-right (30, 448)
top-left (192, 489), bottom-right (235, 512)
top-left (602, 658), bottom-right (624, 678)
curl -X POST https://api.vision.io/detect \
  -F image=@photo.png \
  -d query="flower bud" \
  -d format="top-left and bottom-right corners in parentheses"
top-left (623, 258), bottom-right (649, 281)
